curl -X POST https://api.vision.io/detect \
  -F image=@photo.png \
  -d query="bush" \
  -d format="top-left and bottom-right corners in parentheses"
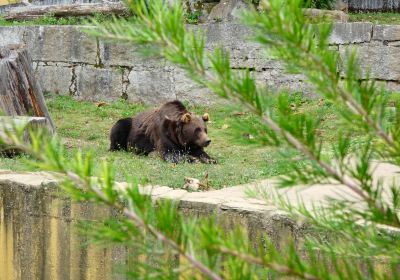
top-left (302, 0), bottom-right (337, 9)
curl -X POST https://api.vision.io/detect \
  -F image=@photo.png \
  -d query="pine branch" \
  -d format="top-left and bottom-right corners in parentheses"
top-left (1, 133), bottom-right (222, 280)
top-left (64, 174), bottom-right (222, 280)
top-left (95, 0), bottom-right (389, 216)
top-left (218, 247), bottom-right (323, 280)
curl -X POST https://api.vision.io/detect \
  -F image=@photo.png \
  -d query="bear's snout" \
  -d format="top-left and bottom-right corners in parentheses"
top-left (198, 134), bottom-right (211, 147)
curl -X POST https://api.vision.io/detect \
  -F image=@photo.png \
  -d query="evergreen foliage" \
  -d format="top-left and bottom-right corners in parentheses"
top-left (4, 0), bottom-right (400, 278)
top-left (302, 0), bottom-right (336, 10)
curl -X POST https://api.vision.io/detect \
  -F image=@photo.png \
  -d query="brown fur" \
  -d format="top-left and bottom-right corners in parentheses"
top-left (109, 100), bottom-right (216, 164)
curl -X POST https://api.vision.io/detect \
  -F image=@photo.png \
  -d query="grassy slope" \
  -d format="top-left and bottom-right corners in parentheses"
top-left (0, 13), bottom-right (113, 26)
top-left (0, 95), bottom-right (338, 189)
top-left (1, 12), bottom-right (400, 26)
top-left (4, 91), bottom-right (399, 188)
top-left (349, 12), bottom-right (400, 24)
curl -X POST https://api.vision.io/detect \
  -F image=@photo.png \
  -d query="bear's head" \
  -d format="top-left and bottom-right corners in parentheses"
top-left (164, 112), bottom-right (211, 148)
top-left (180, 112), bottom-right (211, 148)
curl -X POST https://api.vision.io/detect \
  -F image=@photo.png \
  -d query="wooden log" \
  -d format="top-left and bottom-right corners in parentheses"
top-left (0, 44), bottom-right (55, 134)
top-left (2, 2), bottom-right (129, 20)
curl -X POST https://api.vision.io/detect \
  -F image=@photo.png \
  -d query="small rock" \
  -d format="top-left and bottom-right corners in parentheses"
top-left (303, 8), bottom-right (349, 23)
top-left (221, 124), bottom-right (230, 129)
top-left (183, 177), bottom-right (202, 191)
top-left (183, 173), bottom-right (213, 191)
top-left (334, 0), bottom-right (348, 12)
top-left (243, 133), bottom-right (254, 140)
top-left (207, 0), bottom-right (250, 23)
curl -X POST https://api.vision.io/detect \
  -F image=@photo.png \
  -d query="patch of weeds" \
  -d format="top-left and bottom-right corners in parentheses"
top-left (0, 13), bottom-right (128, 26)
top-left (185, 10), bottom-right (202, 24)
top-left (301, 0), bottom-right (336, 10)
top-left (349, 12), bottom-right (400, 24)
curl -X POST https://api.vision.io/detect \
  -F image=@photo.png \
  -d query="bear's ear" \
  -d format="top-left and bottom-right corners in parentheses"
top-left (202, 113), bottom-right (209, 122)
top-left (180, 112), bottom-right (191, 124)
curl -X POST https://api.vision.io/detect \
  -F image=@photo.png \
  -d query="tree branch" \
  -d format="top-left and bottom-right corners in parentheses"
top-left (218, 247), bottom-right (323, 280)
top-left (65, 172), bottom-right (223, 280)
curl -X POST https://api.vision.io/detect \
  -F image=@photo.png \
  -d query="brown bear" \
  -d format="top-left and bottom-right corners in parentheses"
top-left (109, 100), bottom-right (216, 164)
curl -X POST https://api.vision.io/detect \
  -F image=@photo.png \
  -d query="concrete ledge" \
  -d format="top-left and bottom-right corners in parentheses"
top-left (0, 170), bottom-right (299, 280)
top-left (1, 160), bottom-right (399, 279)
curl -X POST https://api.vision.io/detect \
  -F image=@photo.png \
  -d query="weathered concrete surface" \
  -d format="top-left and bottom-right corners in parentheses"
top-left (303, 8), bottom-right (349, 23)
top-left (373, 25), bottom-right (400, 42)
top-left (1, 160), bottom-right (399, 279)
top-left (126, 66), bottom-right (176, 104)
top-left (329, 22), bottom-right (373, 44)
top-left (0, 23), bottom-right (399, 105)
top-left (0, 26), bottom-right (25, 46)
top-left (0, 171), bottom-right (127, 280)
top-left (24, 25), bottom-right (98, 64)
top-left (34, 62), bottom-right (74, 95)
top-left (207, 0), bottom-right (250, 22)
top-left (75, 65), bottom-right (123, 101)
top-left (339, 42), bottom-right (400, 81)
top-left (345, 0), bottom-right (400, 12)
top-left (0, 170), bottom-right (297, 280)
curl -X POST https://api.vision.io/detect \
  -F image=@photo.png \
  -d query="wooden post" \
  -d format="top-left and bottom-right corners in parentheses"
top-left (0, 44), bottom-right (55, 134)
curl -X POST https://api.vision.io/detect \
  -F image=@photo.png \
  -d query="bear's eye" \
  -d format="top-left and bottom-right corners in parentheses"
top-left (195, 127), bottom-right (202, 134)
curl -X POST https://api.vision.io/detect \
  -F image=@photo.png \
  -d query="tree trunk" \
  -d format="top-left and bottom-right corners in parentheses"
top-left (2, 2), bottom-right (129, 20)
top-left (0, 44), bottom-right (55, 134)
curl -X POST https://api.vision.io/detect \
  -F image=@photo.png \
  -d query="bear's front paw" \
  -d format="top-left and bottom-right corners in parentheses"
top-left (187, 155), bottom-right (200, 163)
top-left (201, 157), bottom-right (217, 164)
top-left (164, 153), bottom-right (183, 164)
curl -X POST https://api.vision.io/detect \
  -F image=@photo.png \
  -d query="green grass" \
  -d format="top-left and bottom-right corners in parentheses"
top-left (4, 91), bottom-right (398, 189)
top-left (349, 12), bottom-right (400, 24)
top-left (0, 11), bottom-right (202, 26)
top-left (2, 12), bottom-right (400, 27)
top-left (0, 95), bottom-right (339, 189)
top-left (0, 13), bottom-right (120, 26)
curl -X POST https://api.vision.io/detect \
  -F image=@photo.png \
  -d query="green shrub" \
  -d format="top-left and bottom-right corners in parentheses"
top-left (302, 0), bottom-right (337, 9)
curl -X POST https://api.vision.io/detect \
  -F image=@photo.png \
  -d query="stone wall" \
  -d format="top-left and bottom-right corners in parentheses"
top-left (0, 22), bottom-right (399, 105)
top-left (0, 170), bottom-right (300, 280)
top-left (345, 0), bottom-right (400, 12)
top-left (1, 161), bottom-right (398, 279)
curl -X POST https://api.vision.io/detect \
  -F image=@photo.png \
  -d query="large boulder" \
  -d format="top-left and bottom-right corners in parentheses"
top-left (303, 8), bottom-right (349, 22)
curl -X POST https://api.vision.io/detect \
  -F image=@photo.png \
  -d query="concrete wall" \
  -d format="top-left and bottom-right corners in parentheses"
top-left (0, 172), bottom-right (128, 280)
top-left (0, 22), bottom-right (399, 105)
top-left (0, 171), bottom-right (301, 280)
top-left (345, 0), bottom-right (400, 12)
top-left (1, 163), bottom-right (398, 279)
